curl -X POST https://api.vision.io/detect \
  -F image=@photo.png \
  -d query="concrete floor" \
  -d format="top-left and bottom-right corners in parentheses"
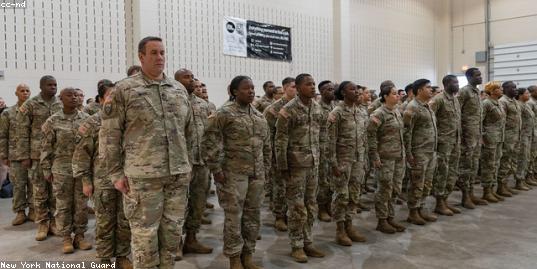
top-left (1, 186), bottom-right (537, 269)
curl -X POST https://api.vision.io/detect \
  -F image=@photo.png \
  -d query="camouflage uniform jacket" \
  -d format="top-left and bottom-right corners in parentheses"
top-left (0, 104), bottom-right (25, 161)
top-left (481, 97), bottom-right (506, 144)
top-left (40, 110), bottom-right (89, 179)
top-left (518, 100), bottom-right (534, 139)
top-left (264, 97), bottom-right (291, 160)
top-left (202, 101), bottom-right (271, 178)
top-left (429, 91), bottom-right (461, 144)
top-left (458, 85), bottom-right (482, 146)
top-left (327, 103), bottom-right (366, 166)
top-left (403, 99), bottom-right (437, 156)
top-left (367, 105), bottom-right (405, 161)
top-left (253, 95), bottom-right (274, 113)
top-left (275, 97), bottom-right (322, 169)
top-left (319, 100), bottom-right (336, 157)
top-left (16, 94), bottom-right (63, 160)
top-left (99, 72), bottom-right (193, 184)
top-left (367, 98), bottom-right (382, 114)
top-left (83, 101), bottom-right (102, 115)
top-left (528, 97), bottom-right (537, 137)
top-left (499, 95), bottom-right (522, 142)
top-left (189, 93), bottom-right (210, 165)
top-left (208, 101), bottom-right (217, 115)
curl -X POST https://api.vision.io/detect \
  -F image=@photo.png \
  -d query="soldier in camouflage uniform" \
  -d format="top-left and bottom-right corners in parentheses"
top-left (40, 87), bottom-right (91, 254)
top-left (253, 81), bottom-right (275, 113)
top-left (497, 81), bottom-right (523, 194)
top-left (275, 74), bottom-right (325, 263)
top-left (403, 79), bottom-right (438, 225)
top-left (100, 37), bottom-right (193, 269)
top-left (83, 79), bottom-right (112, 116)
top-left (16, 75), bottom-right (63, 241)
top-left (0, 84), bottom-right (33, 225)
top-left (526, 85), bottom-right (537, 186)
top-left (264, 77), bottom-right (296, 232)
top-left (515, 87), bottom-right (534, 190)
top-left (457, 68), bottom-right (488, 208)
top-left (327, 81), bottom-right (367, 246)
top-left (368, 85), bottom-right (406, 234)
top-left (315, 80), bottom-right (336, 222)
top-left (480, 82), bottom-right (507, 200)
top-left (429, 75), bottom-right (462, 215)
top-left (72, 82), bottom-right (132, 268)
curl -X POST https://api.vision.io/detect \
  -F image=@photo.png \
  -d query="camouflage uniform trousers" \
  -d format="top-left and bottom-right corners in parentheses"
top-left (10, 161), bottom-right (33, 212)
top-left (407, 152), bottom-right (437, 209)
top-left (331, 161), bottom-right (363, 222)
top-left (185, 165), bottom-right (210, 233)
top-left (124, 174), bottom-right (190, 269)
top-left (52, 174), bottom-right (88, 236)
top-left (271, 164), bottom-right (287, 219)
top-left (497, 142), bottom-right (519, 184)
top-left (515, 135), bottom-right (532, 181)
top-left (285, 168), bottom-right (318, 249)
top-left (93, 186), bottom-right (131, 259)
top-left (530, 137), bottom-right (537, 179)
top-left (459, 142), bottom-right (481, 191)
top-left (374, 157), bottom-right (405, 219)
top-left (30, 160), bottom-right (55, 223)
top-left (265, 166), bottom-right (273, 208)
top-left (432, 142), bottom-right (460, 198)
top-left (316, 152), bottom-right (332, 209)
top-left (348, 154), bottom-right (366, 210)
top-left (216, 170), bottom-right (264, 257)
top-left (480, 143), bottom-right (503, 187)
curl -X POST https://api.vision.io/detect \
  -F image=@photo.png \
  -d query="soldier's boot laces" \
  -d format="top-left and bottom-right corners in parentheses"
top-left (461, 190), bottom-right (476, 209)
top-left (407, 208), bottom-right (426, 225)
top-left (376, 219), bottom-right (396, 234)
top-left (482, 186), bottom-right (499, 203)
top-left (387, 217), bottom-right (406, 232)
top-left (303, 243), bottom-right (325, 258)
top-left (183, 232), bottom-right (213, 254)
top-left (344, 220), bottom-right (367, 242)
top-left (434, 196), bottom-right (453, 216)
top-left (49, 218), bottom-right (60, 236)
top-left (418, 208), bottom-right (438, 222)
top-left (28, 208), bottom-right (36, 222)
top-left (290, 248), bottom-right (307, 263)
top-left (229, 255), bottom-right (244, 269)
top-left (444, 198), bottom-right (461, 214)
top-left (274, 217), bottom-right (288, 231)
top-left (241, 253), bottom-right (262, 269)
top-left (515, 180), bottom-right (531, 191)
top-left (63, 235), bottom-right (74, 254)
top-left (73, 234), bottom-right (92, 250)
top-left (317, 206), bottom-right (331, 222)
top-left (335, 221), bottom-right (352, 246)
top-left (35, 221), bottom-right (49, 241)
top-left (497, 183), bottom-right (512, 197)
top-left (115, 256), bottom-right (133, 269)
top-left (469, 189), bottom-right (488, 206)
top-left (12, 210), bottom-right (27, 226)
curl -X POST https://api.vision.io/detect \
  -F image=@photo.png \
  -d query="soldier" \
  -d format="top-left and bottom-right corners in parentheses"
top-left (202, 75), bottom-right (271, 269)
top-left (399, 83), bottom-right (414, 113)
top-left (327, 81), bottom-right (367, 246)
top-left (274, 86), bottom-right (284, 100)
top-left (100, 36), bottom-right (193, 268)
top-left (16, 75), bottom-right (62, 241)
top-left (360, 88), bottom-right (376, 194)
top-left (429, 75), bottom-right (462, 215)
top-left (497, 81), bottom-right (523, 194)
top-left (40, 87), bottom-right (91, 253)
top-left (368, 84), bottom-right (406, 234)
top-left (367, 80), bottom-right (395, 114)
top-left (480, 82), bottom-right (507, 200)
top-left (458, 67), bottom-right (488, 208)
top-left (275, 73), bottom-right (325, 263)
top-left (199, 83), bottom-right (217, 115)
top-left (0, 84), bottom-right (33, 225)
top-left (404, 79), bottom-right (438, 225)
top-left (515, 87), bottom-right (534, 190)
top-left (75, 88), bottom-right (85, 111)
top-left (526, 85), bottom-right (537, 186)
top-left (352, 85), bottom-right (370, 212)
top-left (253, 81), bottom-right (276, 112)
top-left (264, 77), bottom-right (296, 232)
top-left (127, 65), bottom-right (142, 77)
top-left (83, 79), bottom-right (112, 116)
top-left (316, 80), bottom-right (336, 222)
top-left (72, 81), bottom-right (132, 267)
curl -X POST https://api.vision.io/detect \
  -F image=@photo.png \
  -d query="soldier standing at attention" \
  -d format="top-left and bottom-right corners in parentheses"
top-left (368, 85), bottom-right (406, 234)
top-left (316, 80), bottom-right (336, 222)
top-left (515, 87), bottom-right (534, 191)
top-left (202, 75), bottom-right (271, 269)
top-left (72, 81), bottom-right (133, 267)
top-left (0, 84), bottom-right (33, 225)
top-left (275, 73), bottom-right (325, 263)
top-left (83, 79), bottom-right (112, 116)
top-left (327, 81), bottom-right (367, 246)
top-left (100, 36), bottom-right (193, 268)
top-left (264, 77), bottom-right (296, 232)
top-left (253, 81), bottom-right (276, 113)
top-left (40, 87), bottom-right (91, 253)
top-left (429, 75), bottom-right (462, 215)
top-left (403, 79), bottom-right (438, 225)
top-left (16, 75), bottom-right (63, 241)
top-left (525, 85), bottom-right (537, 186)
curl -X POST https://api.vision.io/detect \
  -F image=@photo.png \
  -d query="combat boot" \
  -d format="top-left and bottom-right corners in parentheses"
top-left (174, 238), bottom-right (183, 261)
top-left (344, 220), bottom-right (367, 242)
top-left (290, 248), bottom-right (307, 263)
top-left (470, 189), bottom-right (488, 206)
top-left (515, 180), bottom-right (530, 191)
top-left (376, 219), bottom-right (396, 234)
top-left (274, 217), bottom-right (288, 231)
top-left (434, 196), bottom-right (453, 216)
top-left (63, 235), bottom-right (74, 254)
top-left (303, 243), bottom-right (325, 258)
top-left (115, 256), bottom-right (133, 269)
top-left (407, 208), bottom-right (426, 225)
top-left (418, 208), bottom-right (437, 222)
top-left (461, 190), bottom-right (476, 209)
top-left (28, 208), bottom-right (36, 222)
top-left (496, 183), bottom-right (512, 197)
top-left (492, 190), bottom-right (505, 201)
top-left (387, 217), bottom-right (406, 232)
top-left (335, 221), bottom-right (352, 246)
top-left (482, 186), bottom-right (499, 203)
top-left (241, 253), bottom-right (262, 269)
top-left (183, 231), bottom-right (213, 254)
top-left (73, 233), bottom-right (92, 250)
top-left (317, 205), bottom-right (331, 222)
top-left (35, 221), bottom-right (49, 241)
top-left (506, 183), bottom-right (519, 195)
top-left (206, 202), bottom-right (214, 209)
top-left (49, 218), bottom-right (59, 236)
top-left (229, 255), bottom-right (244, 269)
top-left (525, 177), bottom-right (537, 187)
top-left (12, 210), bottom-right (27, 226)
top-left (444, 198), bottom-right (461, 214)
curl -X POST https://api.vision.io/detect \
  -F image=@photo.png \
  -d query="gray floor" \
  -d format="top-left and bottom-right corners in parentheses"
top-left (1, 186), bottom-right (536, 269)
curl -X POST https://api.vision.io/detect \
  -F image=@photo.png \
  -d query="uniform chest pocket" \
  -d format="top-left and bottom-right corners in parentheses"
top-left (56, 125), bottom-right (76, 146)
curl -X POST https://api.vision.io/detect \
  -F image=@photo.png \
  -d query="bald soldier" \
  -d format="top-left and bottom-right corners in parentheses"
top-left (0, 84), bottom-right (33, 225)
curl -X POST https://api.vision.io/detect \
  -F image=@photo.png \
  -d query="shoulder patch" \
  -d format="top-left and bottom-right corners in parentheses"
top-left (279, 108), bottom-right (289, 119)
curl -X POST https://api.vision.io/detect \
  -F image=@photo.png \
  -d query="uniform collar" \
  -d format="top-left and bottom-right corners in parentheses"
top-left (139, 72), bottom-right (174, 87)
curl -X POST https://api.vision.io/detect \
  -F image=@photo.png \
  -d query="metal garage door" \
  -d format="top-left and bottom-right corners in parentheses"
top-left (491, 41), bottom-right (537, 87)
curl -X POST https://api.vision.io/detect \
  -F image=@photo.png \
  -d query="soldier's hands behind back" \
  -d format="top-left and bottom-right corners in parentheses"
top-left (82, 184), bottom-right (93, 197)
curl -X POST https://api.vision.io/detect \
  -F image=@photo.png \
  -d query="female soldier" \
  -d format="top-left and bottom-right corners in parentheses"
top-left (202, 76), bottom-right (271, 269)
top-left (515, 87), bottom-right (534, 191)
top-left (367, 85), bottom-right (406, 234)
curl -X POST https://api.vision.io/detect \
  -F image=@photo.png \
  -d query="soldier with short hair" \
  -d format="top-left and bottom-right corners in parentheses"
top-left (515, 87), bottom-right (533, 190)
top-left (253, 81), bottom-right (275, 112)
top-left (525, 85), bottom-right (537, 186)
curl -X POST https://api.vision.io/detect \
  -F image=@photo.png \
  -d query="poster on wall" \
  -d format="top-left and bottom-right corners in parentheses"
top-left (223, 16), bottom-right (292, 62)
